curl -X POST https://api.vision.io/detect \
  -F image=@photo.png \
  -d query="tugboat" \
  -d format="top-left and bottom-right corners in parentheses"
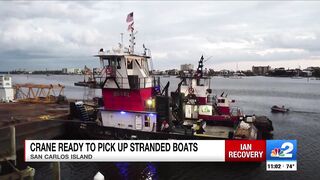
top-left (70, 14), bottom-right (273, 140)
top-left (171, 56), bottom-right (247, 137)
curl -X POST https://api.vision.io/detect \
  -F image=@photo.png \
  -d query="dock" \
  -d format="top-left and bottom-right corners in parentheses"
top-left (0, 102), bottom-right (70, 154)
top-left (0, 102), bottom-right (71, 179)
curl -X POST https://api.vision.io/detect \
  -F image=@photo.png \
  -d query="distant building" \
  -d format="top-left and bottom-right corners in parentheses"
top-left (305, 66), bottom-right (320, 72)
top-left (62, 68), bottom-right (82, 74)
top-left (252, 66), bottom-right (270, 75)
top-left (302, 70), bottom-right (312, 77)
top-left (180, 64), bottom-right (194, 71)
top-left (62, 68), bottom-right (68, 74)
top-left (0, 75), bottom-right (14, 102)
top-left (73, 68), bottom-right (82, 74)
top-left (304, 66), bottom-right (320, 77)
top-left (219, 69), bottom-right (231, 76)
top-left (150, 70), bottom-right (161, 75)
top-left (165, 69), bottom-right (179, 75)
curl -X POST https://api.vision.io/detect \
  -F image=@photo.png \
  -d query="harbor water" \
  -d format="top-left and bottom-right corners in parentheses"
top-left (10, 74), bottom-right (320, 179)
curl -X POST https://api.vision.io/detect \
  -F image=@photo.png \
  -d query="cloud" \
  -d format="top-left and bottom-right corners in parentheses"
top-left (0, 1), bottom-right (320, 71)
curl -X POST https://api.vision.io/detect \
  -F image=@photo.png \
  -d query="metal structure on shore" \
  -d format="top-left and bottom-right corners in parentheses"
top-left (14, 83), bottom-right (65, 103)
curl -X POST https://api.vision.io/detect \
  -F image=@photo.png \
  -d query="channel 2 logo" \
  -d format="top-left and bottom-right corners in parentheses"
top-left (266, 140), bottom-right (297, 171)
top-left (267, 140), bottom-right (297, 161)
top-left (270, 142), bottom-right (293, 158)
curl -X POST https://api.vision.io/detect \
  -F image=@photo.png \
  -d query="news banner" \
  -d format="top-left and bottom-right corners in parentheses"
top-left (25, 140), bottom-right (297, 171)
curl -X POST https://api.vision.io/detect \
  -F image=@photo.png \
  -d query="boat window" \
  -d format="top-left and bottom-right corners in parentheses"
top-left (117, 57), bottom-right (121, 69)
top-left (104, 58), bottom-right (110, 67)
top-left (108, 58), bottom-right (117, 67)
top-left (218, 99), bottom-right (225, 103)
top-left (144, 115), bottom-right (150, 127)
top-left (135, 59), bottom-right (141, 69)
top-left (127, 59), bottom-right (133, 69)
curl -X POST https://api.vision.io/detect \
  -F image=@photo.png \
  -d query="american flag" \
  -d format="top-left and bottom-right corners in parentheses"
top-left (128, 22), bottom-right (134, 31)
top-left (126, 12), bottom-right (134, 23)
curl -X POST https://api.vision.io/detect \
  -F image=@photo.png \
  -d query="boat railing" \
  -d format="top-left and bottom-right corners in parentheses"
top-left (230, 107), bottom-right (242, 116)
top-left (114, 76), bottom-right (155, 89)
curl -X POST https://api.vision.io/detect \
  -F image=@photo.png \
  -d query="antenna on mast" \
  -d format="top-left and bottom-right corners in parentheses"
top-left (120, 33), bottom-right (124, 47)
top-left (129, 30), bottom-right (134, 54)
top-left (143, 44), bottom-right (153, 71)
top-left (129, 29), bottom-right (137, 54)
top-left (196, 55), bottom-right (204, 78)
top-left (126, 12), bottom-right (135, 54)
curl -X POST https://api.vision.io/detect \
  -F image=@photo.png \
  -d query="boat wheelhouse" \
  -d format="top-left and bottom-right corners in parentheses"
top-left (96, 25), bottom-right (164, 133)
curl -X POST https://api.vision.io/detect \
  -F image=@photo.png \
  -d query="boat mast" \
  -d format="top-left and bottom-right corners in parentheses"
top-left (120, 33), bottom-right (124, 51)
top-left (129, 28), bottom-right (136, 54)
top-left (195, 55), bottom-right (204, 85)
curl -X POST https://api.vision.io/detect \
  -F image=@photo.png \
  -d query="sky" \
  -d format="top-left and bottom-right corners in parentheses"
top-left (0, 1), bottom-right (320, 71)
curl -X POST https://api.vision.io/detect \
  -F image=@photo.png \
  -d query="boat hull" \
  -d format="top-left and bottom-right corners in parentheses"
top-left (271, 107), bottom-right (289, 113)
top-left (78, 122), bottom-right (232, 140)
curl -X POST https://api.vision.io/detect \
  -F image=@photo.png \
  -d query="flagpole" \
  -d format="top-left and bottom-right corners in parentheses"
top-left (129, 23), bottom-right (135, 54)
top-left (131, 28), bottom-right (134, 54)
top-left (120, 33), bottom-right (123, 46)
top-left (127, 12), bottom-right (135, 54)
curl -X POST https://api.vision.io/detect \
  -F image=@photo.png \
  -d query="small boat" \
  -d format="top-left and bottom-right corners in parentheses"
top-left (271, 105), bottom-right (289, 113)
